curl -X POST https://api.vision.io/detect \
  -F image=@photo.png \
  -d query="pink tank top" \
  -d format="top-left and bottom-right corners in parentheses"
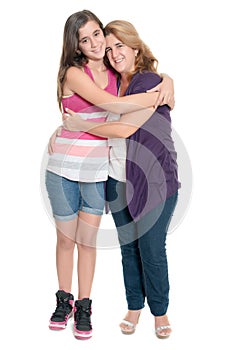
top-left (47, 66), bottom-right (118, 182)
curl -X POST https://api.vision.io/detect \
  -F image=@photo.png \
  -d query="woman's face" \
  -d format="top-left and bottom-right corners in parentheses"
top-left (78, 20), bottom-right (106, 61)
top-left (105, 33), bottom-right (137, 75)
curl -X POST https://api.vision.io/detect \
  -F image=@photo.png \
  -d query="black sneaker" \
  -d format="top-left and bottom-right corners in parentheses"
top-left (73, 298), bottom-right (92, 340)
top-left (49, 290), bottom-right (74, 330)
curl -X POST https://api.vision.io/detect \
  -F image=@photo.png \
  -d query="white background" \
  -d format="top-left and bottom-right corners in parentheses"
top-left (1, 0), bottom-right (233, 349)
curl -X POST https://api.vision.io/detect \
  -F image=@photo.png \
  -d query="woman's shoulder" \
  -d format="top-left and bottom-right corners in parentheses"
top-left (128, 71), bottom-right (162, 94)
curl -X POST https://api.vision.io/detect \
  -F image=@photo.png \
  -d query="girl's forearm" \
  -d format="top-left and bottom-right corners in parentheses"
top-left (67, 67), bottom-right (159, 114)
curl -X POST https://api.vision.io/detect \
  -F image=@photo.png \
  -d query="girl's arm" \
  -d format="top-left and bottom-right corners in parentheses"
top-left (148, 73), bottom-right (175, 110)
top-left (63, 106), bottom-right (156, 139)
top-left (63, 73), bottom-right (174, 138)
top-left (65, 67), bottom-right (159, 114)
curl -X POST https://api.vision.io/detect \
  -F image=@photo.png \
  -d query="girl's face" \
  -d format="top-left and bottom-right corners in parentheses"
top-left (105, 33), bottom-right (137, 75)
top-left (78, 20), bottom-right (106, 61)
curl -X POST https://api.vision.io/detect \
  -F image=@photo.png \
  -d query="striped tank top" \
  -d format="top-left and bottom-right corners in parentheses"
top-left (47, 65), bottom-right (118, 182)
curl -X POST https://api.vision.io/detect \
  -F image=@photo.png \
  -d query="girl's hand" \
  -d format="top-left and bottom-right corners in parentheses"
top-left (147, 74), bottom-right (175, 110)
top-left (48, 126), bottom-right (62, 155)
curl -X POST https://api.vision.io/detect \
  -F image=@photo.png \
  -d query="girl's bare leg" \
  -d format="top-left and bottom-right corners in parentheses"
top-left (76, 212), bottom-right (101, 299)
top-left (55, 218), bottom-right (77, 292)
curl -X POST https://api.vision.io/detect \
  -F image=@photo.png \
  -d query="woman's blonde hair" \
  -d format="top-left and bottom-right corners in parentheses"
top-left (104, 20), bottom-right (158, 82)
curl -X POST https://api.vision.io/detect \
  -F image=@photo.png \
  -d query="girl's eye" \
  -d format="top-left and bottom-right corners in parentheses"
top-left (105, 48), bottom-right (111, 53)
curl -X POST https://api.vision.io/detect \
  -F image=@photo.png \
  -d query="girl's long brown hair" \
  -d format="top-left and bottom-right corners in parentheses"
top-left (57, 10), bottom-right (104, 110)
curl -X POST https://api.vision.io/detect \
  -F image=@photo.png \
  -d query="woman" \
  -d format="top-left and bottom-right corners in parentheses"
top-left (63, 20), bottom-right (180, 339)
top-left (45, 10), bottom-right (174, 340)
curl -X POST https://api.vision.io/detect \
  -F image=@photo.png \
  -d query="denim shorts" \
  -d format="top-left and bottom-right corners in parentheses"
top-left (45, 170), bottom-right (105, 221)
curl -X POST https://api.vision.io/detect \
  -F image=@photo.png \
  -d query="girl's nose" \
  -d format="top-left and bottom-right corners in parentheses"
top-left (90, 38), bottom-right (98, 48)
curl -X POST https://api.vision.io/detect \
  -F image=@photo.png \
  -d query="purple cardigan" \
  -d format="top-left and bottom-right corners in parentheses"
top-left (125, 72), bottom-right (180, 221)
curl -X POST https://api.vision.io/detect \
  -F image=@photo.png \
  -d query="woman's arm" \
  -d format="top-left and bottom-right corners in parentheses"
top-left (63, 106), bottom-right (156, 139)
top-left (66, 67), bottom-right (159, 114)
top-left (63, 72), bottom-right (174, 138)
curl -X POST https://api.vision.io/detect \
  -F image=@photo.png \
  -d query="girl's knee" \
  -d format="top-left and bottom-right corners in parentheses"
top-left (57, 233), bottom-right (75, 250)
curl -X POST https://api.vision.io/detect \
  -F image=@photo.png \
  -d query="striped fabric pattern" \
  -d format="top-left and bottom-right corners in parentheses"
top-left (47, 66), bottom-right (118, 182)
top-left (47, 112), bottom-right (110, 182)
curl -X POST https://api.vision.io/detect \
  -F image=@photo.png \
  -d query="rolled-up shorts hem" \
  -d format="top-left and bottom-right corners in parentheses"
top-left (81, 207), bottom-right (104, 216)
top-left (54, 207), bottom-right (103, 222)
top-left (54, 212), bottom-right (78, 222)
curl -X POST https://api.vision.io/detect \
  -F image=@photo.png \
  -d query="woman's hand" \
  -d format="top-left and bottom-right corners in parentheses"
top-left (48, 126), bottom-right (62, 155)
top-left (147, 74), bottom-right (175, 110)
top-left (63, 108), bottom-right (83, 131)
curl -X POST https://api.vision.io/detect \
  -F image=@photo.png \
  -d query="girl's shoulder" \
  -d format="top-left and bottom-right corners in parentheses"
top-left (66, 65), bottom-right (87, 80)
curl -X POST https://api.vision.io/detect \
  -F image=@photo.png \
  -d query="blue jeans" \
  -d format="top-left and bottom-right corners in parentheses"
top-left (106, 176), bottom-right (178, 316)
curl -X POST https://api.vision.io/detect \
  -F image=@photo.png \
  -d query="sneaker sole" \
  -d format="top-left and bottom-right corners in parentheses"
top-left (49, 312), bottom-right (73, 330)
top-left (74, 330), bottom-right (92, 340)
top-left (49, 324), bottom-right (66, 330)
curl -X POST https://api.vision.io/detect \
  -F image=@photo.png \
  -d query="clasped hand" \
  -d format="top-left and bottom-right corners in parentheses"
top-left (63, 108), bottom-right (82, 131)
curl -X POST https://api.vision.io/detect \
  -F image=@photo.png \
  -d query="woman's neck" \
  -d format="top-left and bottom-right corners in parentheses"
top-left (119, 74), bottom-right (129, 96)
